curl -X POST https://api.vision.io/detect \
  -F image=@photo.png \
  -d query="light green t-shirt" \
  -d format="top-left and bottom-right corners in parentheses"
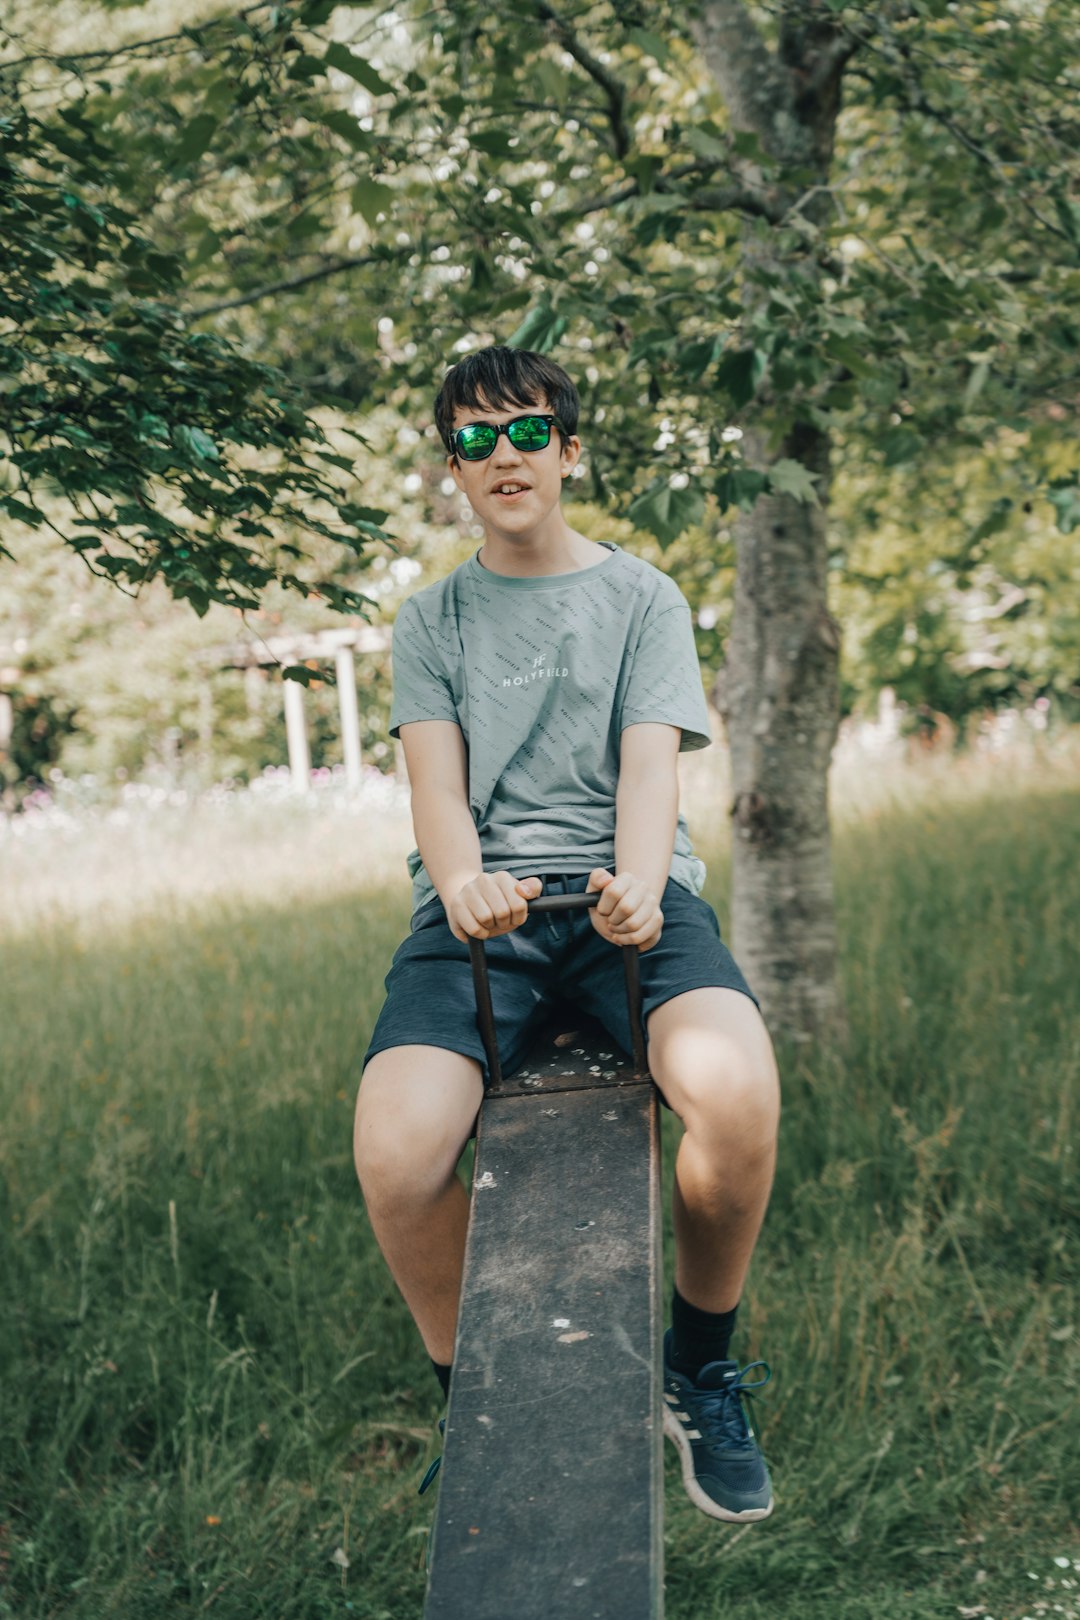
top-left (389, 541), bottom-right (713, 920)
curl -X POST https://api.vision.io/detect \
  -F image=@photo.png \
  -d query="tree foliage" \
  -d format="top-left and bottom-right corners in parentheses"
top-left (1, 32), bottom-right (394, 620)
top-left (1, 0), bottom-right (1077, 732)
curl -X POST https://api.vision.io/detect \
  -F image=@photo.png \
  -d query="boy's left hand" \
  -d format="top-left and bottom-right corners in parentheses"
top-left (586, 869), bottom-right (664, 952)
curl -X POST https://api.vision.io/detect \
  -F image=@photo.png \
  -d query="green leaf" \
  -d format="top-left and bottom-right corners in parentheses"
top-left (685, 126), bottom-right (729, 163)
top-left (350, 178), bottom-right (394, 226)
top-left (0, 494), bottom-right (42, 526)
top-left (627, 28), bottom-right (671, 65)
top-left (623, 153), bottom-right (664, 195)
top-left (282, 665), bottom-right (313, 686)
top-left (286, 54), bottom-right (327, 82)
top-left (470, 129), bottom-right (516, 157)
top-left (1047, 480), bottom-right (1080, 534)
top-left (732, 130), bottom-right (767, 162)
top-left (323, 110), bottom-right (374, 151)
top-left (172, 424), bottom-right (219, 462)
top-left (675, 336), bottom-right (720, 379)
top-left (715, 346), bottom-right (766, 408)
top-left (506, 303), bottom-right (568, 353)
top-left (962, 359), bottom-right (990, 411)
top-left (188, 227), bottom-right (222, 269)
top-left (174, 113), bottom-right (218, 167)
top-left (628, 478), bottom-right (705, 546)
top-left (322, 43), bottom-right (395, 97)
top-left (880, 426), bottom-right (922, 466)
top-left (769, 458), bottom-right (821, 506)
top-left (715, 468), bottom-right (768, 512)
top-left (1052, 188), bottom-right (1080, 249)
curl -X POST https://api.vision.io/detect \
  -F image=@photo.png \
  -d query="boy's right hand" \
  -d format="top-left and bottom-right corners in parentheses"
top-left (446, 873), bottom-right (543, 944)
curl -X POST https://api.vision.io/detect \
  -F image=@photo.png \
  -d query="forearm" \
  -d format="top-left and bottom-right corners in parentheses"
top-left (614, 772), bottom-right (679, 903)
top-left (411, 785), bottom-right (484, 910)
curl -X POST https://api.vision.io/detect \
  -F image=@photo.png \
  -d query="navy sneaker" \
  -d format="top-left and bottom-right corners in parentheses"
top-left (662, 1328), bottom-right (774, 1522)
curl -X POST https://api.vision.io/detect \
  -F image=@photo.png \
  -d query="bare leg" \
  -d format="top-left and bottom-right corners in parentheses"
top-left (365, 1173), bottom-right (471, 1364)
top-left (354, 1045), bottom-right (485, 1364)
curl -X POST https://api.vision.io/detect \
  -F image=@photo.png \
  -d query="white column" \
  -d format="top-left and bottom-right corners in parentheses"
top-left (283, 676), bottom-right (310, 792)
top-left (335, 646), bottom-right (362, 790)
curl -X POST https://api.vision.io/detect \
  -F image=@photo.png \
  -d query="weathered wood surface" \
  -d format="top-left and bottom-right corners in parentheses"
top-left (422, 895), bottom-right (664, 1617)
top-left (423, 1064), bottom-right (663, 1619)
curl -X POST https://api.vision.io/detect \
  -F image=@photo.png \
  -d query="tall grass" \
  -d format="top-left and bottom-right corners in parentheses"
top-left (0, 755), bottom-right (1077, 1619)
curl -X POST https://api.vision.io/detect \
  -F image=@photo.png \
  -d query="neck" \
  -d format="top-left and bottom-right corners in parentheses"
top-left (477, 516), bottom-right (603, 578)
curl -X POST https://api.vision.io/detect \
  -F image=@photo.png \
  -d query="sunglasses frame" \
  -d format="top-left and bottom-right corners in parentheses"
top-left (450, 412), bottom-right (564, 462)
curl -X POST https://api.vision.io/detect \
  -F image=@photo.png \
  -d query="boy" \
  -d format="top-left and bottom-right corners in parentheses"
top-left (354, 345), bottom-right (781, 1524)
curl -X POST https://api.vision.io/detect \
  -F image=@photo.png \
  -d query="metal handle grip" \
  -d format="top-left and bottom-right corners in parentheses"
top-left (467, 890), bottom-right (648, 1088)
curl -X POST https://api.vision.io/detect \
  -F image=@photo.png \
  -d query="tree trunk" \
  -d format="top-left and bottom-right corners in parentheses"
top-left (693, 0), bottom-right (852, 1041)
top-left (714, 419), bottom-right (846, 1041)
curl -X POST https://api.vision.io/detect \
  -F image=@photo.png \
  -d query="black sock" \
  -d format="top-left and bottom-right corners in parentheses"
top-left (430, 1358), bottom-right (452, 1400)
top-left (669, 1286), bottom-right (739, 1379)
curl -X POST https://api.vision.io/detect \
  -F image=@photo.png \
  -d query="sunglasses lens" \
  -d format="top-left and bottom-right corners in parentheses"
top-left (507, 415), bottom-right (551, 451)
top-left (457, 423), bottom-right (497, 460)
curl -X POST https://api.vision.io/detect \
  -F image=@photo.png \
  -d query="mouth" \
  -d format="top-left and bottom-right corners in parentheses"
top-left (490, 482), bottom-right (531, 502)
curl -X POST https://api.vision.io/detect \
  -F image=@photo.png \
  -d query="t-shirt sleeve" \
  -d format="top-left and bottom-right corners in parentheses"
top-left (620, 603), bottom-right (712, 753)
top-left (388, 598), bottom-right (460, 739)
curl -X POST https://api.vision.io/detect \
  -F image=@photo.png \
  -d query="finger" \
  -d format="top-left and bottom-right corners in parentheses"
top-left (607, 890), bottom-right (650, 927)
top-left (601, 904), bottom-right (663, 943)
top-left (598, 877), bottom-right (636, 917)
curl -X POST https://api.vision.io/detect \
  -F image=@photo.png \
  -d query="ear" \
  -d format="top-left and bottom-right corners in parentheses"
top-left (560, 434), bottom-right (582, 479)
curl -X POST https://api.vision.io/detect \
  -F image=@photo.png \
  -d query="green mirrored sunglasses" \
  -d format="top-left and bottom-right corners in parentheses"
top-left (451, 413), bottom-right (562, 462)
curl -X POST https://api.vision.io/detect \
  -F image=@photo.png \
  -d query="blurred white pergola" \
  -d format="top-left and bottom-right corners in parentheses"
top-left (215, 623), bottom-right (397, 792)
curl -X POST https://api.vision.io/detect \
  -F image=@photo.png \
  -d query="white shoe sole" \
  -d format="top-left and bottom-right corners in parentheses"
top-left (663, 1407), bottom-right (775, 1523)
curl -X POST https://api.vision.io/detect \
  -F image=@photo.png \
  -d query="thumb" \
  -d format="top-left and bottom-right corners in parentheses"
top-left (519, 877), bottom-right (543, 895)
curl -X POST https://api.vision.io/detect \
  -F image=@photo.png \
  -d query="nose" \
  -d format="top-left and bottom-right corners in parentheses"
top-left (491, 437), bottom-right (524, 465)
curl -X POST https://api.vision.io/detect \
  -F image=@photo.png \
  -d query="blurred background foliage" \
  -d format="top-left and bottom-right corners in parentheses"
top-left (1, 0), bottom-right (1078, 801)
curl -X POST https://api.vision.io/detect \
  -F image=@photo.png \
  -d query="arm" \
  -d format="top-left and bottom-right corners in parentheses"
top-left (612, 767), bottom-right (680, 900)
top-left (398, 720), bottom-right (483, 909)
top-left (589, 722), bottom-right (682, 949)
top-left (615, 722), bottom-right (681, 903)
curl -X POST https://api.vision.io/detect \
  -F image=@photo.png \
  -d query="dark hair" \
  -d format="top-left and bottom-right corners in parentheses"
top-left (434, 345), bottom-right (580, 459)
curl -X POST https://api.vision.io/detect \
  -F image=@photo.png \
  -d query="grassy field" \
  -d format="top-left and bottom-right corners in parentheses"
top-left (1, 749), bottom-right (1078, 1619)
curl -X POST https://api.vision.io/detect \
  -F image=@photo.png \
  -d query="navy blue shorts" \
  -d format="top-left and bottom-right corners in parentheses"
top-left (362, 873), bottom-right (760, 1112)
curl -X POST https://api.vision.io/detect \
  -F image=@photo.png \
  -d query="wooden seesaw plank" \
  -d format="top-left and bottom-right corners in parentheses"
top-left (421, 900), bottom-right (665, 1620)
top-left (423, 1075), bottom-right (663, 1619)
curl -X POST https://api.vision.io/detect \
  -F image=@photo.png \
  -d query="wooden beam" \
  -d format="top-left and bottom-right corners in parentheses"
top-left (423, 893), bottom-right (664, 1617)
top-left (283, 677), bottom-right (310, 792)
top-left (335, 646), bottom-right (362, 789)
top-left (212, 623), bottom-right (391, 670)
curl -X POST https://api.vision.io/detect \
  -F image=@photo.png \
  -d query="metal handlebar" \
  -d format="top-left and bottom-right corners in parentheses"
top-left (467, 890), bottom-right (648, 1088)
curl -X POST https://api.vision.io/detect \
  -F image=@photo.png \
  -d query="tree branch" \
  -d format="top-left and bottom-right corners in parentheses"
top-left (872, 25), bottom-right (1074, 250)
top-left (0, 6), bottom-right (267, 71)
top-left (565, 157), bottom-right (780, 223)
top-left (530, 0), bottom-right (633, 160)
top-left (184, 249), bottom-right (404, 318)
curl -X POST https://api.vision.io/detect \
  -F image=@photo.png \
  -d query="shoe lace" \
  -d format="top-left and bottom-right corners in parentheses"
top-left (418, 1417), bottom-right (446, 1496)
top-left (693, 1361), bottom-right (772, 1450)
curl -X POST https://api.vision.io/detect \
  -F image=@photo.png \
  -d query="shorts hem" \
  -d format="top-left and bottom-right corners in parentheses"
top-left (362, 1036), bottom-right (492, 1087)
top-left (643, 976), bottom-right (762, 1022)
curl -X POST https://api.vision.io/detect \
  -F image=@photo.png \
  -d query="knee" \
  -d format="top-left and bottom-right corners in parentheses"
top-left (353, 1084), bottom-right (468, 1207)
top-left (672, 1042), bottom-right (780, 1153)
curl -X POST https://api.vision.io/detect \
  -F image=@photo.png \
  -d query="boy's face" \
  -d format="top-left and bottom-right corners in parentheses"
top-left (446, 394), bottom-right (581, 533)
